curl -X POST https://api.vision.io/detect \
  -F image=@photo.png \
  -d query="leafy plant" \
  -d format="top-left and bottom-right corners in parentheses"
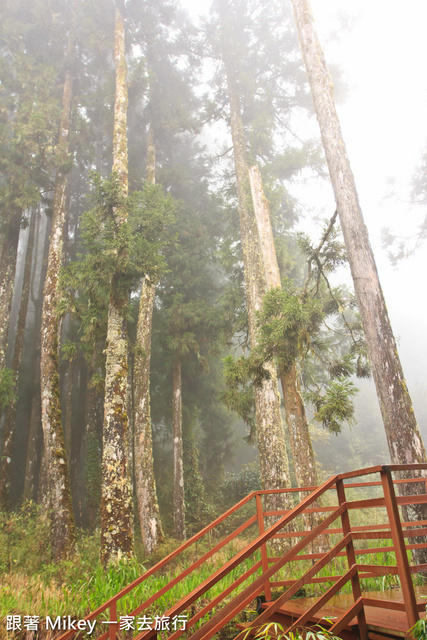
top-left (410, 604), bottom-right (427, 640)
top-left (243, 621), bottom-right (342, 640)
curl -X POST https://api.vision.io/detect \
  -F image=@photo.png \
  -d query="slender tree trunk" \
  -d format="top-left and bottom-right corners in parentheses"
top-left (83, 350), bottom-right (103, 529)
top-left (23, 383), bottom-right (42, 502)
top-left (100, 7), bottom-right (134, 566)
top-left (63, 356), bottom-right (74, 461)
top-left (249, 165), bottom-right (319, 491)
top-left (39, 4), bottom-right (77, 558)
top-left (133, 123), bottom-right (164, 554)
top-left (220, 12), bottom-right (293, 515)
top-left (24, 210), bottom-right (50, 503)
top-left (289, 0), bottom-right (427, 479)
top-left (0, 210), bottom-right (21, 370)
top-left (0, 209), bottom-right (36, 509)
top-left (173, 359), bottom-right (186, 541)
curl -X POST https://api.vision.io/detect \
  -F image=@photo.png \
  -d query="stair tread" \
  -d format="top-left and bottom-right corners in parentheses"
top-left (258, 588), bottom-right (425, 636)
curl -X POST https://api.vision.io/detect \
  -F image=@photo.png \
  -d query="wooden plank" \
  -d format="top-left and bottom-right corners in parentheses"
top-left (381, 468), bottom-right (419, 629)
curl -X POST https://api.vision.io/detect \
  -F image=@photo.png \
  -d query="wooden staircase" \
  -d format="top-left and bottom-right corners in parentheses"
top-left (55, 464), bottom-right (427, 640)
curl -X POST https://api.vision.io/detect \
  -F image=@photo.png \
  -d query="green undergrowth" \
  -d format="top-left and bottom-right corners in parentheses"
top-left (2, 499), bottom-right (427, 640)
top-left (0, 503), bottom-right (259, 638)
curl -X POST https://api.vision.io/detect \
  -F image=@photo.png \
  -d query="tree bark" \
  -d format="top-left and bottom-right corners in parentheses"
top-left (0, 210), bottom-right (21, 370)
top-left (173, 359), bottom-right (186, 541)
top-left (249, 165), bottom-right (319, 491)
top-left (220, 13), bottom-right (293, 515)
top-left (133, 124), bottom-right (164, 554)
top-left (289, 0), bottom-right (427, 479)
top-left (83, 350), bottom-right (103, 529)
top-left (23, 209), bottom-right (50, 503)
top-left (100, 7), bottom-right (134, 566)
top-left (39, 3), bottom-right (77, 559)
top-left (0, 209), bottom-right (36, 509)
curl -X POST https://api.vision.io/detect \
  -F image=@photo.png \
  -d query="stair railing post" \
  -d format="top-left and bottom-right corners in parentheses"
top-left (336, 478), bottom-right (368, 640)
top-left (381, 467), bottom-right (419, 629)
top-left (255, 493), bottom-right (272, 601)
top-left (109, 601), bottom-right (118, 640)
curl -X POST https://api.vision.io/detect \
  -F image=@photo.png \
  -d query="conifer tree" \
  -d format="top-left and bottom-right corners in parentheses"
top-left (133, 125), bottom-right (164, 553)
top-left (100, 5), bottom-right (134, 565)
top-left (289, 0), bottom-right (427, 492)
top-left (39, 0), bottom-right (77, 558)
top-left (216, 0), bottom-right (293, 511)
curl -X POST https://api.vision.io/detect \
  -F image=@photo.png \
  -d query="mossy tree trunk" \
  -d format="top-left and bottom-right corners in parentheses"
top-left (249, 165), bottom-right (319, 492)
top-left (290, 2), bottom-right (427, 563)
top-left (134, 103), bottom-right (161, 550)
top-left (83, 350), bottom-right (103, 529)
top-left (290, 0), bottom-right (427, 475)
top-left (133, 124), bottom-right (164, 554)
top-left (173, 359), bottom-right (186, 541)
top-left (220, 11), bottom-right (293, 515)
top-left (0, 209), bottom-right (36, 509)
top-left (100, 7), bottom-right (134, 566)
top-left (39, 2), bottom-right (77, 559)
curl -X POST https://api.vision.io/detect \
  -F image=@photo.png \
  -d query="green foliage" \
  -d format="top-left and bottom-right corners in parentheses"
top-left (0, 502), bottom-right (51, 573)
top-left (243, 621), bottom-right (342, 640)
top-left (306, 378), bottom-right (357, 435)
top-left (411, 607), bottom-right (427, 640)
top-left (0, 367), bottom-right (16, 410)
top-left (222, 356), bottom-right (256, 439)
top-left (71, 171), bottom-right (175, 290)
top-left (219, 465), bottom-right (261, 508)
top-left (60, 172), bottom-right (176, 350)
top-left (256, 284), bottom-right (324, 371)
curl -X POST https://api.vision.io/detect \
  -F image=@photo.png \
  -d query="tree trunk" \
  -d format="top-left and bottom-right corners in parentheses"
top-left (100, 7), bottom-right (134, 566)
top-left (23, 383), bottom-right (42, 502)
top-left (0, 210), bottom-right (21, 370)
top-left (220, 14), bottom-right (293, 515)
top-left (133, 123), bottom-right (164, 554)
top-left (23, 209), bottom-right (50, 503)
top-left (39, 4), bottom-right (77, 559)
top-left (249, 165), bottom-right (319, 491)
top-left (173, 359), bottom-right (186, 541)
top-left (289, 0), bottom-right (427, 479)
top-left (0, 209), bottom-right (36, 509)
top-left (83, 350), bottom-right (103, 529)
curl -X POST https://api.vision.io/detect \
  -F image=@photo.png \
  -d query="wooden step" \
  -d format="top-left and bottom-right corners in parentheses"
top-left (252, 587), bottom-right (427, 639)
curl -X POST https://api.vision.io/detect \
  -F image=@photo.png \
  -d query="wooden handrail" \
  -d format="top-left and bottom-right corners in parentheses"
top-left (54, 464), bottom-right (427, 640)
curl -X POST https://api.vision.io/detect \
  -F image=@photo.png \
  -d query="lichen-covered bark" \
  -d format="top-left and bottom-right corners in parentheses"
top-left (100, 7), bottom-right (134, 566)
top-left (39, 5), bottom-right (77, 559)
top-left (173, 359), bottom-right (186, 540)
top-left (0, 210), bottom-right (35, 509)
top-left (134, 278), bottom-right (164, 553)
top-left (290, 0), bottom-right (427, 475)
top-left (249, 165), bottom-right (319, 491)
top-left (83, 351), bottom-right (103, 529)
top-left (219, 10), bottom-right (292, 516)
top-left (291, 1), bottom-right (427, 563)
top-left (133, 125), bottom-right (163, 554)
top-left (0, 210), bottom-right (21, 369)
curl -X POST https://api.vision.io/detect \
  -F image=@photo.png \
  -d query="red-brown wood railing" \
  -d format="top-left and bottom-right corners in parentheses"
top-left (55, 464), bottom-right (427, 640)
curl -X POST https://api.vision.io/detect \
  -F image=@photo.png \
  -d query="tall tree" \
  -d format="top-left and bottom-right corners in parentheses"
top-left (100, 6), bottom-right (134, 565)
top-left (133, 126), bottom-right (164, 554)
top-left (289, 0), bottom-right (427, 489)
top-left (215, 0), bottom-right (293, 515)
top-left (39, 0), bottom-right (77, 558)
top-left (249, 165), bottom-right (318, 492)
top-left (0, 210), bottom-right (36, 508)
